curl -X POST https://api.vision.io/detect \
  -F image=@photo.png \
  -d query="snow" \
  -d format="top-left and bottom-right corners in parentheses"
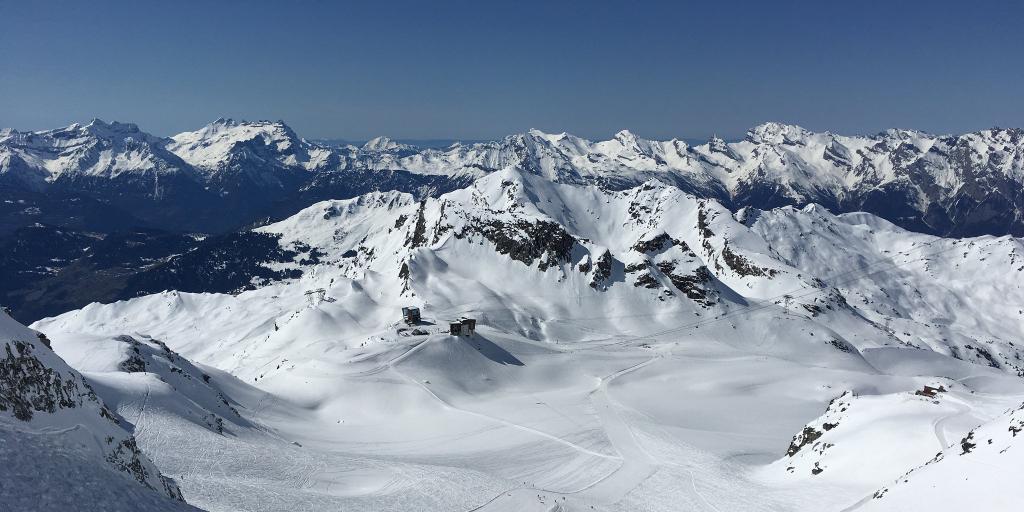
top-left (1, 429), bottom-right (198, 512)
top-left (857, 398), bottom-right (1024, 511)
top-left (21, 167), bottom-right (1024, 511)
top-left (0, 310), bottom-right (194, 510)
top-left (168, 118), bottom-right (326, 173)
top-left (0, 119), bottom-right (193, 183)
top-left (361, 136), bottom-right (412, 153)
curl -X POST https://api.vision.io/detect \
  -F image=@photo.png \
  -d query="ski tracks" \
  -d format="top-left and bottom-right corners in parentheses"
top-left (460, 353), bottom-right (666, 510)
top-left (389, 347), bottom-right (619, 462)
top-left (932, 394), bottom-right (972, 455)
top-left (133, 383), bottom-right (153, 440)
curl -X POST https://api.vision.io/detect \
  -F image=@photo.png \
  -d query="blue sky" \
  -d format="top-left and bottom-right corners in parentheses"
top-left (1, 0), bottom-right (1021, 140)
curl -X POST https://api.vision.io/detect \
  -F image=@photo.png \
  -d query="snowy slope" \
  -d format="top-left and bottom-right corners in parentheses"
top-left (0, 309), bottom-right (195, 510)
top-left (40, 169), bottom-right (867, 379)
top-left (30, 170), bottom-right (1024, 511)
top-left (751, 204), bottom-right (1024, 373)
top-left (859, 399), bottom-right (1024, 511)
top-left (52, 332), bottom-right (250, 436)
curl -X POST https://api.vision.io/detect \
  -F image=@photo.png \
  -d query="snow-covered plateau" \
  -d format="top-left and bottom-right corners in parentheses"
top-left (4, 167), bottom-right (1022, 510)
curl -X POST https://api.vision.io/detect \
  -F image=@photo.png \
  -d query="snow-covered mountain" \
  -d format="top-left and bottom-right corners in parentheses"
top-left (0, 119), bottom-right (467, 234)
top-left (0, 309), bottom-right (195, 510)
top-left (168, 118), bottom-right (339, 194)
top-left (0, 119), bottom-right (195, 187)
top-left (0, 119), bottom-right (224, 233)
top-left (2, 119), bottom-right (1023, 236)
top-left (362, 122), bottom-right (1024, 237)
top-left (28, 169), bottom-right (1024, 511)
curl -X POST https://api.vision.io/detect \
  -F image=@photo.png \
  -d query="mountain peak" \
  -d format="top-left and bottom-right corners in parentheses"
top-left (198, 118), bottom-right (293, 133)
top-left (182, 118), bottom-right (300, 143)
top-left (168, 118), bottom-right (316, 173)
top-left (517, 129), bottom-right (571, 148)
top-left (880, 127), bottom-right (932, 140)
top-left (82, 119), bottom-right (143, 137)
top-left (362, 136), bottom-right (405, 152)
top-left (614, 129), bottom-right (638, 144)
top-left (746, 122), bottom-right (808, 144)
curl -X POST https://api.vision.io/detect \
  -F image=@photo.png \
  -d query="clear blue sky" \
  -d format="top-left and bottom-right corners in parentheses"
top-left (1, 0), bottom-right (1021, 140)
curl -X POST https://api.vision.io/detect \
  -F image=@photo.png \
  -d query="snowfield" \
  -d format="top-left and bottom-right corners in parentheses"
top-left (24, 169), bottom-right (1024, 511)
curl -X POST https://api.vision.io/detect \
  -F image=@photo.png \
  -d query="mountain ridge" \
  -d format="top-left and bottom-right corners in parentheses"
top-left (2, 119), bottom-right (1023, 237)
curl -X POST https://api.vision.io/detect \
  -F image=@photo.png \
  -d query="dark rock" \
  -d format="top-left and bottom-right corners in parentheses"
top-left (787, 426), bottom-right (824, 457)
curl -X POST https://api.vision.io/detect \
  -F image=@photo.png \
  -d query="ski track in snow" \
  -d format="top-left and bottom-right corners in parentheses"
top-left (932, 397), bottom-right (970, 455)
top-left (466, 355), bottom-right (665, 510)
top-left (133, 382), bottom-right (153, 440)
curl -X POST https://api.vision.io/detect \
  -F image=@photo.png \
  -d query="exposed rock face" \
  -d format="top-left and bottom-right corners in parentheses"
top-left (632, 267), bottom-right (661, 289)
top-left (721, 242), bottom-right (776, 277)
top-left (589, 250), bottom-right (614, 290)
top-left (405, 201), bottom-right (429, 249)
top-left (658, 262), bottom-right (716, 306)
top-left (457, 218), bottom-right (576, 271)
top-left (0, 338), bottom-right (99, 421)
top-left (631, 233), bottom-right (680, 254)
top-left (782, 392), bottom-right (851, 475)
top-left (787, 426), bottom-right (825, 457)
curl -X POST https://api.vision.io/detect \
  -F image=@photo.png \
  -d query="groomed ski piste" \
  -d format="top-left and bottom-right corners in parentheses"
top-left (29, 169), bottom-right (1024, 511)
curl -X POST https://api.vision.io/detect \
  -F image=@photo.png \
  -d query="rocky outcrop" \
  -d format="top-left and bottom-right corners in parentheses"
top-left (457, 218), bottom-right (576, 271)
top-left (0, 338), bottom-right (105, 421)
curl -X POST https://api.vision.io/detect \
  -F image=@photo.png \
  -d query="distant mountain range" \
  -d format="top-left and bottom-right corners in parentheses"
top-left (2, 118), bottom-right (1022, 237)
top-left (310, 137), bottom-right (494, 149)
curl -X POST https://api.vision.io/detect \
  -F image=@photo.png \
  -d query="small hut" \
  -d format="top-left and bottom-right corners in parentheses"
top-left (461, 318), bottom-right (476, 335)
top-left (450, 317), bottom-right (476, 336)
top-left (401, 307), bottom-right (421, 325)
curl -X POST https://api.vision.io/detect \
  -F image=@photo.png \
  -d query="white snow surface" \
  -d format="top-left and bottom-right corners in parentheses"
top-left (30, 169), bottom-right (1024, 511)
